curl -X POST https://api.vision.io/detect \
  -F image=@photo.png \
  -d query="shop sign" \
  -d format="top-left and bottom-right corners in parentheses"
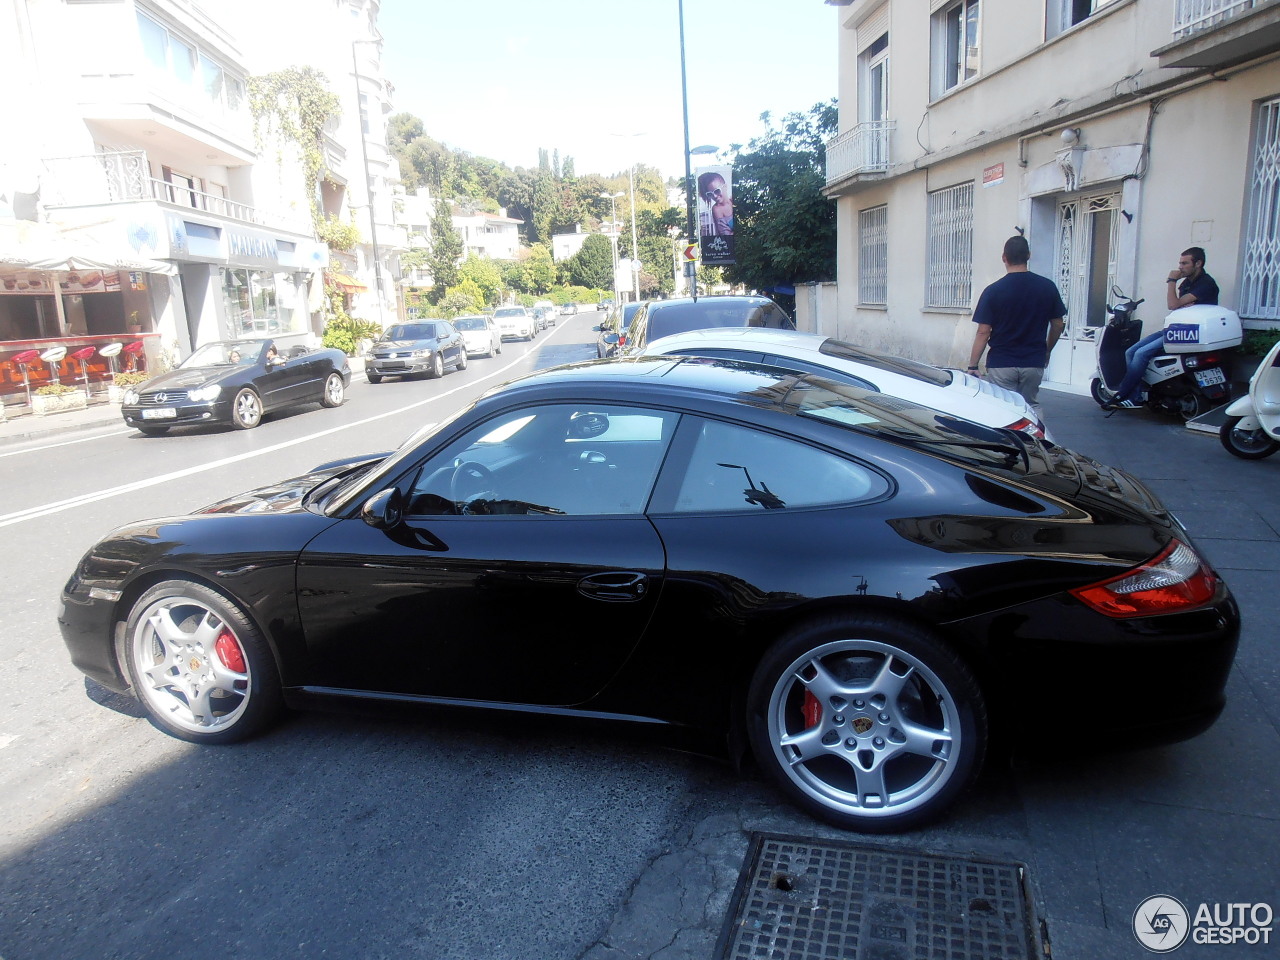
top-left (0, 271), bottom-right (54, 295)
top-left (227, 230), bottom-right (280, 264)
top-left (983, 163), bottom-right (1005, 188)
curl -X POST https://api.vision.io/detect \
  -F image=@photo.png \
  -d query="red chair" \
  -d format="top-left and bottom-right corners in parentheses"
top-left (122, 340), bottom-right (145, 373)
top-left (13, 349), bottom-right (40, 405)
top-left (72, 346), bottom-right (96, 394)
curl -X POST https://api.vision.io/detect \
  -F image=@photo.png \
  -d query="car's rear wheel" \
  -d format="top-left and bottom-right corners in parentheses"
top-left (1220, 415), bottom-right (1280, 459)
top-left (122, 580), bottom-right (282, 744)
top-left (456, 351), bottom-right (468, 371)
top-left (231, 388), bottom-right (262, 429)
top-left (747, 613), bottom-right (986, 833)
top-left (320, 372), bottom-right (345, 407)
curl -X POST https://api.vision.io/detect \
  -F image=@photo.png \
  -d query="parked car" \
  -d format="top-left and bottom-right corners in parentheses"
top-left (452, 314), bottom-right (502, 358)
top-left (595, 300), bottom-right (645, 358)
top-left (64, 357), bottom-right (1239, 832)
top-left (530, 307), bottom-right (549, 332)
top-left (120, 339), bottom-right (349, 433)
top-left (494, 306), bottom-right (536, 341)
top-left (618, 295), bottom-right (793, 355)
top-left (366, 320), bottom-right (467, 383)
top-left (560, 303), bottom-right (579, 317)
top-left (642, 327), bottom-right (1049, 438)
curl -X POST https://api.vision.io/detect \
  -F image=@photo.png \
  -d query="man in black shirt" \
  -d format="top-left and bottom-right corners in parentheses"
top-left (1107, 247), bottom-right (1219, 408)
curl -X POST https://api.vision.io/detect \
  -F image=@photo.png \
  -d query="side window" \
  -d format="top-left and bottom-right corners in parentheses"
top-left (760, 354), bottom-right (876, 391)
top-left (406, 403), bottom-right (679, 517)
top-left (669, 419), bottom-right (889, 513)
top-left (669, 348), bottom-right (766, 364)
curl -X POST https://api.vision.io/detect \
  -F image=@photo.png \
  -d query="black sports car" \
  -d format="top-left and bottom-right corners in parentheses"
top-left (121, 339), bottom-right (350, 433)
top-left (62, 358), bottom-right (1239, 831)
top-left (365, 320), bottom-right (467, 383)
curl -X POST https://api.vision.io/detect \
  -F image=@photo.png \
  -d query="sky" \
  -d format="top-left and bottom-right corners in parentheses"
top-left (378, 0), bottom-right (840, 182)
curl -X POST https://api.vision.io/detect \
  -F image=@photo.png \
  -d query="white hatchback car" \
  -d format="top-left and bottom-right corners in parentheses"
top-left (641, 328), bottom-right (1050, 439)
top-left (453, 314), bottom-right (502, 358)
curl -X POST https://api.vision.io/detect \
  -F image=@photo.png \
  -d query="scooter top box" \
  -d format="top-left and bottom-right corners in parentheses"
top-left (1162, 304), bottom-right (1243, 354)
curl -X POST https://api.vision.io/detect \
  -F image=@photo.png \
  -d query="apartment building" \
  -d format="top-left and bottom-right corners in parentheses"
top-left (451, 207), bottom-right (523, 260)
top-left (824, 0), bottom-right (1280, 395)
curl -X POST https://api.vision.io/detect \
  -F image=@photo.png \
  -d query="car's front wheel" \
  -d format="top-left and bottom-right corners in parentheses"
top-left (231, 388), bottom-right (262, 429)
top-left (122, 580), bottom-right (282, 744)
top-left (367, 372), bottom-right (382, 384)
top-left (747, 613), bottom-right (986, 833)
top-left (428, 352), bottom-right (444, 379)
top-left (321, 372), bottom-right (345, 407)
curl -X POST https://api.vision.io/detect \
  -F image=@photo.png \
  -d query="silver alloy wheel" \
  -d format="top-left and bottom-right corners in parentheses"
top-left (766, 638), bottom-right (963, 822)
top-left (232, 388), bottom-right (261, 428)
top-left (129, 594), bottom-right (251, 736)
top-left (430, 352), bottom-right (444, 378)
top-left (321, 372), bottom-right (345, 407)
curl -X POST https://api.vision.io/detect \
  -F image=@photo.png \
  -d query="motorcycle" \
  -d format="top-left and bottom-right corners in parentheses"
top-left (1219, 336), bottom-right (1280, 459)
top-left (1091, 287), bottom-right (1242, 420)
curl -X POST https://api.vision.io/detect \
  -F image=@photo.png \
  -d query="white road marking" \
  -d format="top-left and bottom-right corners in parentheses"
top-left (0, 325), bottom-right (578, 529)
top-left (0, 427), bottom-right (132, 459)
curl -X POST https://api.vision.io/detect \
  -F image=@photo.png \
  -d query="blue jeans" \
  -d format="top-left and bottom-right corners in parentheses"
top-left (1116, 330), bottom-right (1165, 402)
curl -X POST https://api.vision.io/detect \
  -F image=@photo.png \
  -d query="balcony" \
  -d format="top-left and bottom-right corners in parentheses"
top-left (824, 121), bottom-right (895, 190)
top-left (42, 152), bottom-right (311, 235)
top-left (1155, 0), bottom-right (1280, 69)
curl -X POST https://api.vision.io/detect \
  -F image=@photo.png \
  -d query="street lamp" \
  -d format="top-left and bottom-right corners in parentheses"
top-left (600, 191), bottom-right (624, 307)
top-left (351, 39), bottom-right (386, 327)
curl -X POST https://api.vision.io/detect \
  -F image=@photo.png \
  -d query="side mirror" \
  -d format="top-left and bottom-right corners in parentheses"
top-left (592, 324), bottom-right (602, 332)
top-left (604, 333), bottom-right (620, 344)
top-left (361, 487), bottom-right (404, 529)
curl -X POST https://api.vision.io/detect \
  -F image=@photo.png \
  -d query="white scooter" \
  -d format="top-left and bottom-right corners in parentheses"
top-left (1219, 337), bottom-right (1280, 459)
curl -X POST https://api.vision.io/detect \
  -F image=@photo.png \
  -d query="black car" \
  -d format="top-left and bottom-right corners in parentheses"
top-left (595, 301), bottom-right (644, 358)
top-left (618, 295), bottom-right (793, 355)
top-left (62, 358), bottom-right (1238, 832)
top-left (120, 339), bottom-right (350, 433)
top-left (366, 320), bottom-right (467, 383)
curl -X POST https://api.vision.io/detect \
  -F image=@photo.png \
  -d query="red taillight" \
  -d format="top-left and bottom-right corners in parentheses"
top-left (1070, 540), bottom-right (1218, 618)
top-left (1005, 417), bottom-right (1046, 439)
top-left (618, 335), bottom-right (628, 346)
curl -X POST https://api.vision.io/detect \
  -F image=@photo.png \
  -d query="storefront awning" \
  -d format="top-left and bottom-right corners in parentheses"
top-left (328, 272), bottom-right (368, 293)
top-left (0, 220), bottom-right (177, 275)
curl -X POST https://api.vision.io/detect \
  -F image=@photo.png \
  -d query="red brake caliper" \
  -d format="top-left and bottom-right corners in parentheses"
top-left (802, 691), bottom-right (822, 729)
top-left (214, 628), bottom-right (247, 673)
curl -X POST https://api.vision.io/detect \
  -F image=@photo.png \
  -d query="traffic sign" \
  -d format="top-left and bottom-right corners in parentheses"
top-left (683, 243), bottom-right (700, 262)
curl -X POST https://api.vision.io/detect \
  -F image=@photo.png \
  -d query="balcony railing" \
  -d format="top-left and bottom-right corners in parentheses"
top-left (42, 152), bottom-right (311, 234)
top-left (825, 121), bottom-right (895, 185)
top-left (1173, 0), bottom-right (1258, 37)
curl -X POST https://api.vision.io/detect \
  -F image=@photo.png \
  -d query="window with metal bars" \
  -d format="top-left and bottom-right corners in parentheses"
top-left (859, 206), bottom-right (888, 305)
top-left (1242, 96), bottom-right (1280, 320)
top-left (926, 183), bottom-right (974, 308)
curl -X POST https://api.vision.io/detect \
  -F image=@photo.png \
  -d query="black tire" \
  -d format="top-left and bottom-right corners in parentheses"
top-left (137, 425), bottom-right (169, 436)
top-left (1175, 391), bottom-right (1207, 421)
top-left (1219, 415), bottom-right (1280, 459)
top-left (320, 372), bottom-right (345, 408)
top-left (367, 372), bottom-right (383, 384)
top-left (456, 351), bottom-right (468, 371)
top-left (747, 612), bottom-right (986, 833)
top-left (495, 341), bottom-right (502, 356)
top-left (231, 388), bottom-right (262, 429)
top-left (122, 580), bottom-right (282, 744)
top-left (1089, 378), bottom-right (1111, 407)
top-left (428, 352), bottom-right (444, 379)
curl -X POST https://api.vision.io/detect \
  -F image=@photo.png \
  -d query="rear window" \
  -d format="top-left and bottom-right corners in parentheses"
top-left (647, 300), bottom-right (792, 341)
top-left (494, 308), bottom-right (525, 318)
top-left (819, 339), bottom-right (952, 387)
top-left (454, 316), bottom-right (487, 331)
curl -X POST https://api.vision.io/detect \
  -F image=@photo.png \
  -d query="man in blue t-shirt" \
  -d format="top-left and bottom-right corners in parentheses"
top-left (967, 235), bottom-right (1066, 416)
top-left (1105, 246), bottom-right (1219, 409)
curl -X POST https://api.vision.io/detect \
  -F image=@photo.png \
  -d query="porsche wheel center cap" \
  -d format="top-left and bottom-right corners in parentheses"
top-left (852, 716), bottom-right (874, 735)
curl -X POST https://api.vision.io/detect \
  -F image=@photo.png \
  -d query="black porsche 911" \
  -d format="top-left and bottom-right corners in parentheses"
top-left (62, 357), bottom-right (1239, 831)
top-left (121, 339), bottom-right (350, 433)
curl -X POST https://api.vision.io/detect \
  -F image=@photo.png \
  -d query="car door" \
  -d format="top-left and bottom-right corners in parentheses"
top-left (296, 402), bottom-right (679, 706)
top-left (438, 321), bottom-right (463, 365)
top-left (255, 343), bottom-right (309, 409)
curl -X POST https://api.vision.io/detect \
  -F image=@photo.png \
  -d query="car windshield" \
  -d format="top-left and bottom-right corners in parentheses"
top-left (494, 308), bottom-right (525, 318)
top-left (384, 323), bottom-right (434, 340)
top-left (647, 300), bottom-right (792, 341)
top-left (789, 379), bottom-right (1029, 471)
top-left (819, 339), bottom-right (952, 387)
top-left (454, 316), bottom-right (487, 331)
top-left (182, 341), bottom-right (264, 367)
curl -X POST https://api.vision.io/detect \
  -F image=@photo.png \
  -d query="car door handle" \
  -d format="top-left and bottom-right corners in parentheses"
top-left (577, 571), bottom-right (648, 602)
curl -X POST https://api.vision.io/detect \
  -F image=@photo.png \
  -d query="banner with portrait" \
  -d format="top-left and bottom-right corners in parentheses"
top-left (695, 164), bottom-right (735, 265)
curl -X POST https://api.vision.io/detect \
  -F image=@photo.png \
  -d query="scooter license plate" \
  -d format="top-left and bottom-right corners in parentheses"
top-left (1194, 367), bottom-right (1226, 387)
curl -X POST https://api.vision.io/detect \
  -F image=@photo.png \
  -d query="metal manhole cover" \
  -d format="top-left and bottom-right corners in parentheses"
top-left (716, 833), bottom-right (1042, 960)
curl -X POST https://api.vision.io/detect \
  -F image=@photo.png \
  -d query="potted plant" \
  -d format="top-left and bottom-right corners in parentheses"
top-left (109, 371), bottom-right (149, 404)
top-left (127, 310), bottom-right (143, 334)
top-left (32, 382), bottom-right (88, 416)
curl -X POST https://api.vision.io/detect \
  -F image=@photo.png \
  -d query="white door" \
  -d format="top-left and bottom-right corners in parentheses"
top-left (1046, 192), bottom-right (1119, 390)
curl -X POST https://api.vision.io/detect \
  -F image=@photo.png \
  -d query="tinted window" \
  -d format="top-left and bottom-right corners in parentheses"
top-left (647, 300), bottom-right (792, 342)
top-left (819, 339), bottom-right (951, 387)
top-left (669, 418), bottom-right (889, 513)
top-left (493, 308), bottom-right (526, 318)
top-left (385, 323), bottom-right (433, 340)
top-left (454, 316), bottom-right (487, 331)
top-left (761, 353), bottom-right (876, 391)
top-left (407, 404), bottom-right (679, 517)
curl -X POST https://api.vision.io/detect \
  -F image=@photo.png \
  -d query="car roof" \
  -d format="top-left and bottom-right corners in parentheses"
top-left (645, 327), bottom-right (828, 356)
top-left (646, 295), bottom-right (779, 311)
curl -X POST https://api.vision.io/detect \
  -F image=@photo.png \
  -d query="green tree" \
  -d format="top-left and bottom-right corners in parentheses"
top-left (724, 100), bottom-right (839, 299)
top-left (518, 243), bottom-right (556, 294)
top-left (427, 200), bottom-right (462, 300)
top-left (457, 255), bottom-right (504, 306)
top-left (565, 234), bottom-right (614, 291)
